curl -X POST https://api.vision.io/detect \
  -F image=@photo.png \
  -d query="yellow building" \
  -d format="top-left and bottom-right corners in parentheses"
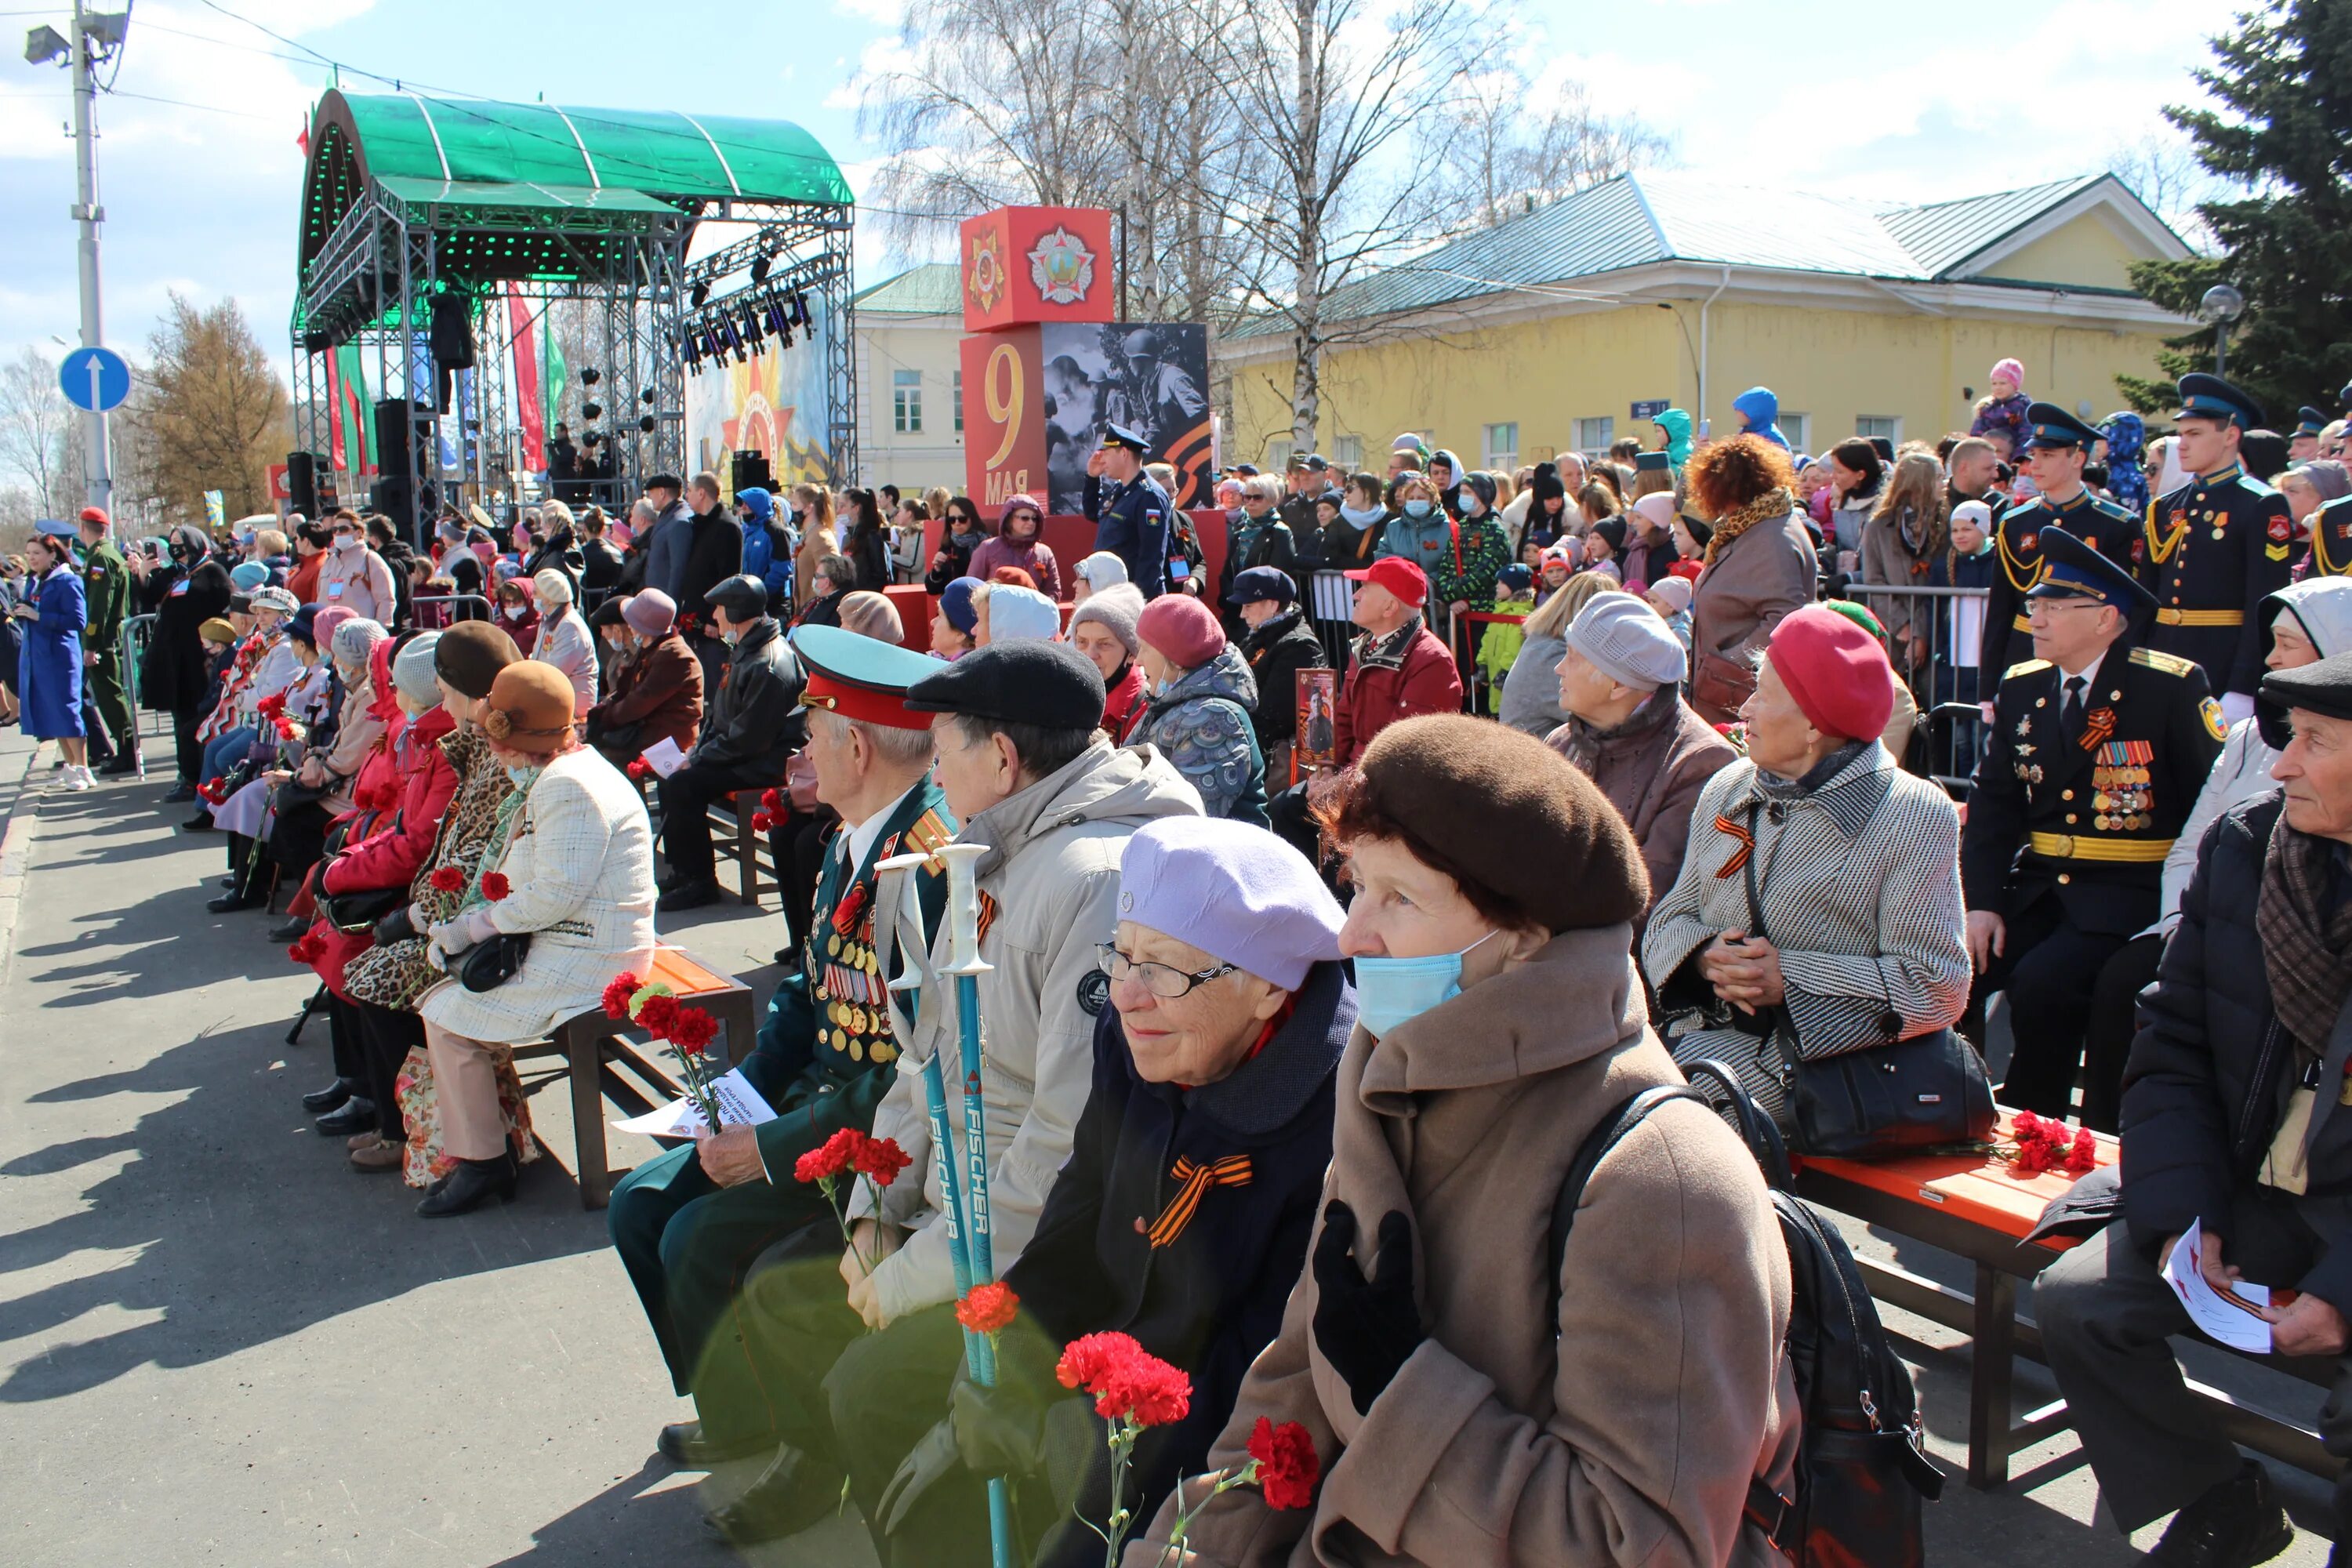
top-left (1217, 172), bottom-right (2197, 470)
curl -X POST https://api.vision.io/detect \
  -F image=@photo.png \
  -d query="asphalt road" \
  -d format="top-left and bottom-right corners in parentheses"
top-left (0, 721), bottom-right (2335, 1566)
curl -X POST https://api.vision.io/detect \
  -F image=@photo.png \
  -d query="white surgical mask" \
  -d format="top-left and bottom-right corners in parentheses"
top-left (1402, 499), bottom-right (1434, 520)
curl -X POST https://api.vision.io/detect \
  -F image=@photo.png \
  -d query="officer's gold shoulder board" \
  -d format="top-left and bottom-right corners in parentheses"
top-left (906, 808), bottom-right (953, 855)
top-left (2200, 697), bottom-right (2229, 741)
top-left (2129, 646), bottom-right (2198, 677)
top-left (2003, 659), bottom-right (2053, 681)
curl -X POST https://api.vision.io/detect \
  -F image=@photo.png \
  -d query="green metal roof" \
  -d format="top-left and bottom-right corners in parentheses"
top-left (300, 89), bottom-right (851, 267)
top-left (851, 263), bottom-right (962, 316)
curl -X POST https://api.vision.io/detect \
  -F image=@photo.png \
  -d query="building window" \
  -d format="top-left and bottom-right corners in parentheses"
top-left (1482, 422), bottom-right (1518, 472)
top-left (1332, 434), bottom-right (1363, 470)
top-left (1773, 412), bottom-right (1807, 452)
top-left (1856, 415), bottom-right (1900, 444)
top-left (953, 371), bottom-right (964, 434)
top-left (1267, 437), bottom-right (1294, 472)
top-left (1573, 416), bottom-right (1613, 456)
top-left (893, 369), bottom-right (922, 434)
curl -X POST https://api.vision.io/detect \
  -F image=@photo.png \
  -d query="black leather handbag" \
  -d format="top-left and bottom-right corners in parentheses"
top-left (457, 931), bottom-right (533, 993)
top-left (1739, 804), bottom-right (1994, 1157)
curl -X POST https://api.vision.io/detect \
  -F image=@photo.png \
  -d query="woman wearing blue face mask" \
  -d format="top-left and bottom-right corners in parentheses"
top-left (1134, 712), bottom-right (1800, 1566)
top-left (1374, 470), bottom-right (1450, 573)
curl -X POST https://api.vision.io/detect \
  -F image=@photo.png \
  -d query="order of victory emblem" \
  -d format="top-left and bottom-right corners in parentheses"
top-left (967, 226), bottom-right (1007, 316)
top-left (1027, 227), bottom-right (1095, 306)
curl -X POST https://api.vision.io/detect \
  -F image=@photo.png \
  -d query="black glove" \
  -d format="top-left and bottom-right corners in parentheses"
top-left (952, 1372), bottom-right (1047, 1479)
top-left (1310, 1200), bottom-right (1423, 1415)
top-left (877, 1416), bottom-right (961, 1537)
top-left (372, 906), bottom-right (416, 946)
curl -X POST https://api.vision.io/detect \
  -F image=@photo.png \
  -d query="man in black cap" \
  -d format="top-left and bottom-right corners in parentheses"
top-left (2037, 648), bottom-right (2352, 1567)
top-left (656, 574), bottom-right (806, 913)
top-left (707, 641), bottom-right (1200, 1544)
top-left (1962, 526), bottom-right (2223, 1123)
top-left (641, 471), bottom-right (695, 604)
top-left (1083, 423), bottom-right (1171, 599)
top-left (1232, 564), bottom-right (1328, 782)
top-left (2138, 373), bottom-right (2296, 723)
top-left (1979, 402), bottom-right (2140, 680)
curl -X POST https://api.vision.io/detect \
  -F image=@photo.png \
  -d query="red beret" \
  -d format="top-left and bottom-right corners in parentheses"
top-left (78, 506), bottom-right (107, 526)
top-left (1767, 604), bottom-right (1895, 742)
top-left (1136, 593), bottom-right (1226, 670)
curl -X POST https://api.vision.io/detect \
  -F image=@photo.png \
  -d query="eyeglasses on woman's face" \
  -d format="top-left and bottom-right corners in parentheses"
top-left (1095, 942), bottom-right (1237, 999)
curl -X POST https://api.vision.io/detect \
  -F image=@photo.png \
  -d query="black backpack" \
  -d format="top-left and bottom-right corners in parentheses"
top-left (1548, 1063), bottom-right (1944, 1566)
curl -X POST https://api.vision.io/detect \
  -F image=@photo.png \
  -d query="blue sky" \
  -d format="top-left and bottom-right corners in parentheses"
top-left (0, 0), bottom-right (2228, 380)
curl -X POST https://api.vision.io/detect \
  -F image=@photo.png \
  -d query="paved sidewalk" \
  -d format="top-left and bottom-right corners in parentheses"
top-left (0, 723), bottom-right (2334, 1565)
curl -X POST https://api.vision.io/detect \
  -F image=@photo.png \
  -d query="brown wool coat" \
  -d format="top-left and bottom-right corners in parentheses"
top-left (1547, 695), bottom-right (1740, 925)
top-left (1689, 512), bottom-right (1817, 723)
top-left (1128, 927), bottom-right (1798, 1568)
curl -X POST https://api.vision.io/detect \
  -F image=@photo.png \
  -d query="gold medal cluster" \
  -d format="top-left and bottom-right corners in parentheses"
top-left (2089, 769), bottom-right (2153, 832)
top-left (820, 931), bottom-right (896, 1064)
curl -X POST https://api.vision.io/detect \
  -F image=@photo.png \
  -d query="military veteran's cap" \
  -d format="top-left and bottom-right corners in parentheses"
top-left (2297, 407), bottom-right (2329, 439)
top-left (1098, 423), bottom-right (1149, 453)
top-left (2175, 372), bottom-right (2266, 431)
top-left (2028, 526), bottom-right (2156, 619)
top-left (789, 622), bottom-right (938, 731)
top-left (2024, 401), bottom-right (2103, 450)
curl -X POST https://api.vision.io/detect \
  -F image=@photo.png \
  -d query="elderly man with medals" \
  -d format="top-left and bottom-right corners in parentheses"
top-left (1963, 526), bottom-right (2223, 1122)
top-left (606, 625), bottom-right (953, 1488)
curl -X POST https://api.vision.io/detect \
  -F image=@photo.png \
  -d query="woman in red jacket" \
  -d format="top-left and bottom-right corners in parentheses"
top-left (299, 633), bottom-right (463, 1170)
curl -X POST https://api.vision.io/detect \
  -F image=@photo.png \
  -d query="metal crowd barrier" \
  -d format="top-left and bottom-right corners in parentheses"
top-left (121, 612), bottom-right (165, 740)
top-left (408, 593), bottom-right (492, 630)
top-left (1828, 582), bottom-right (1991, 793)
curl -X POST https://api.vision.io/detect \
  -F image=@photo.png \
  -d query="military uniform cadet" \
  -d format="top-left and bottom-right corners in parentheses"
top-left (75, 506), bottom-right (135, 772)
top-left (607, 624), bottom-right (953, 1470)
top-left (1083, 422), bottom-right (1172, 599)
top-left (1979, 403), bottom-right (2140, 677)
top-left (2136, 372), bottom-right (2294, 720)
top-left (1963, 528), bottom-right (2223, 1118)
top-left (2292, 405), bottom-right (2328, 465)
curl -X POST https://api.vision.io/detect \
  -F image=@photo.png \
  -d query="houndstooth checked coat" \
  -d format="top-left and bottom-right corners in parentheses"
top-left (1641, 742), bottom-right (1972, 1125)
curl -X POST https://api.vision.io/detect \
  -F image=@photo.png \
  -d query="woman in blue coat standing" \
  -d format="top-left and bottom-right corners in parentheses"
top-left (13, 528), bottom-right (90, 789)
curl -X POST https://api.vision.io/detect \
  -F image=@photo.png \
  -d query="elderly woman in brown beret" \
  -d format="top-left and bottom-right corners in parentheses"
top-left (414, 658), bottom-right (658, 1217)
top-left (1132, 713), bottom-right (1797, 1566)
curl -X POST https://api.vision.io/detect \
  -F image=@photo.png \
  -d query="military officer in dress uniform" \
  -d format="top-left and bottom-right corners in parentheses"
top-left (1979, 402), bottom-right (2140, 680)
top-left (74, 506), bottom-right (135, 772)
top-left (2292, 405), bottom-right (2329, 464)
top-left (608, 623), bottom-right (953, 1475)
top-left (2136, 372), bottom-right (2295, 724)
top-left (1963, 528), bottom-right (2223, 1120)
top-left (2314, 488), bottom-right (2352, 579)
top-left (1083, 422), bottom-right (1172, 600)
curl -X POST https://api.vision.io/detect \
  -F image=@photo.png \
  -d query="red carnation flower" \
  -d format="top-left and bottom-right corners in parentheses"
top-left (667, 1006), bottom-right (719, 1055)
top-left (256, 693), bottom-right (286, 719)
top-left (625, 759), bottom-right (651, 780)
top-left (429, 866), bottom-right (464, 893)
top-left (601, 972), bottom-right (644, 1020)
top-left (750, 810), bottom-right (774, 834)
top-left (956, 1281), bottom-right (1019, 1336)
top-left (480, 872), bottom-right (511, 902)
top-left (1056, 1331), bottom-right (1191, 1427)
top-left (2064, 1128), bottom-right (2098, 1176)
top-left (793, 1126), bottom-right (865, 1185)
top-left (634, 993), bottom-right (681, 1037)
top-left (273, 716), bottom-right (296, 740)
top-left (760, 788), bottom-right (782, 813)
top-left (1247, 1417), bottom-right (1319, 1510)
top-left (286, 938), bottom-right (313, 965)
top-left (853, 1135), bottom-right (913, 1188)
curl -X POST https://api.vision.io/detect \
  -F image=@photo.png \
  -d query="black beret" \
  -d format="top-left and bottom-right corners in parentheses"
top-left (906, 640), bottom-right (1105, 731)
top-left (2263, 649), bottom-right (2352, 724)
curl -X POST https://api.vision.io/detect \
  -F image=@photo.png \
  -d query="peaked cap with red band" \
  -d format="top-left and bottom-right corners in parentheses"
top-left (788, 622), bottom-right (938, 731)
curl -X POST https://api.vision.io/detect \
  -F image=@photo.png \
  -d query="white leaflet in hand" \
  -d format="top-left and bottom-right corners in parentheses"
top-left (2162, 1219), bottom-right (2272, 1354)
top-left (640, 735), bottom-right (688, 778)
top-left (611, 1067), bottom-right (778, 1138)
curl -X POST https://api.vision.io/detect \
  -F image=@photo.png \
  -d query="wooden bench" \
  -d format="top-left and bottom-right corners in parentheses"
top-left (1796, 1112), bottom-right (2338, 1490)
top-left (709, 788), bottom-right (776, 907)
top-left (514, 944), bottom-right (759, 1210)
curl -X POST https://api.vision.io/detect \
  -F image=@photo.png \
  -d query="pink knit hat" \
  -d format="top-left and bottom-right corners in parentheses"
top-left (1991, 358), bottom-right (2024, 389)
top-left (1135, 593), bottom-right (1226, 670)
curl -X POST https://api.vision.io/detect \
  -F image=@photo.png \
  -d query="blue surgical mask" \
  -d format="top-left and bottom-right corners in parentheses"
top-left (1402, 499), bottom-right (1433, 520)
top-left (1351, 929), bottom-right (1495, 1036)
top-left (1340, 503), bottom-right (1384, 528)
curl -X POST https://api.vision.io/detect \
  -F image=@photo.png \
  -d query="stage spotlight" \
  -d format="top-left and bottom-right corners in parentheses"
top-left (639, 414), bottom-right (658, 433)
top-left (794, 291), bottom-right (811, 325)
top-left (750, 255), bottom-right (771, 285)
top-left (762, 297), bottom-right (787, 336)
top-left (583, 401), bottom-right (603, 421)
top-left (580, 367), bottom-right (600, 386)
top-left (690, 280), bottom-right (710, 307)
top-left (641, 387), bottom-right (656, 405)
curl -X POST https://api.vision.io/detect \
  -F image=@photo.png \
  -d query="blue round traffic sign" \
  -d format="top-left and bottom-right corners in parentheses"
top-left (59, 346), bottom-right (131, 413)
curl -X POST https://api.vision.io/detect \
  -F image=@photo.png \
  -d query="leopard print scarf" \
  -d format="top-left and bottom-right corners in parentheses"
top-left (1702, 488), bottom-right (1798, 565)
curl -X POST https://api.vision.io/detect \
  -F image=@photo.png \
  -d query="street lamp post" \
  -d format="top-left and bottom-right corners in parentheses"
top-left (2198, 283), bottom-right (2245, 380)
